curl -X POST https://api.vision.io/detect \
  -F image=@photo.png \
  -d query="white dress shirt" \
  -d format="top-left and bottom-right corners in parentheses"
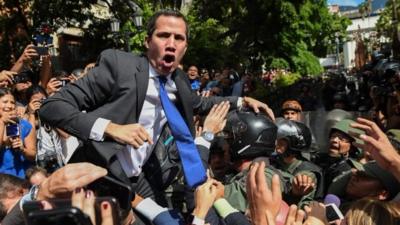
top-left (89, 64), bottom-right (211, 177)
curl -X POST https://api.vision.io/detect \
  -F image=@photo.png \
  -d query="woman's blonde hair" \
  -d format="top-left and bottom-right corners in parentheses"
top-left (346, 198), bottom-right (400, 225)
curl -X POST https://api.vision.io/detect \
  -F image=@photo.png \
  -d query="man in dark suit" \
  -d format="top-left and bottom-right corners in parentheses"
top-left (38, 10), bottom-right (273, 192)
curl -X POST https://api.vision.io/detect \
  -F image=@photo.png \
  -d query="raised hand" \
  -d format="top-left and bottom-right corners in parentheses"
top-left (246, 161), bottom-right (282, 225)
top-left (203, 101), bottom-right (230, 134)
top-left (291, 174), bottom-right (315, 196)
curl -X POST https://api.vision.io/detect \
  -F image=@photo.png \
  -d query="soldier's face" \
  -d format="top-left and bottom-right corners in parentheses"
top-left (145, 15), bottom-right (188, 75)
top-left (328, 131), bottom-right (352, 157)
top-left (275, 139), bottom-right (288, 155)
top-left (283, 110), bottom-right (300, 121)
top-left (345, 170), bottom-right (386, 200)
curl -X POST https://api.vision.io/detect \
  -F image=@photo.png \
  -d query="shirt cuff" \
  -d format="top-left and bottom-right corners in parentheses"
top-left (191, 215), bottom-right (205, 225)
top-left (195, 137), bottom-right (211, 149)
top-left (213, 198), bottom-right (239, 219)
top-left (89, 118), bottom-right (110, 141)
top-left (237, 97), bottom-right (243, 109)
top-left (134, 198), bottom-right (168, 221)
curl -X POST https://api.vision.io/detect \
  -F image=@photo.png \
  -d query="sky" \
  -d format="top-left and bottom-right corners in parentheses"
top-left (327, 0), bottom-right (364, 6)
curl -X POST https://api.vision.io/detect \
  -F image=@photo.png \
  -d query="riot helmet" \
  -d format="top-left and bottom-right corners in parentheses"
top-left (276, 118), bottom-right (312, 152)
top-left (224, 110), bottom-right (277, 161)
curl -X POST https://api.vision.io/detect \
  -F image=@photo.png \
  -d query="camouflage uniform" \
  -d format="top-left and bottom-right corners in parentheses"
top-left (224, 158), bottom-right (292, 212)
top-left (273, 158), bottom-right (322, 208)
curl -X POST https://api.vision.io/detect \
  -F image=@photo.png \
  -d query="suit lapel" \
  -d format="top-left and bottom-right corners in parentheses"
top-left (135, 56), bottom-right (149, 121)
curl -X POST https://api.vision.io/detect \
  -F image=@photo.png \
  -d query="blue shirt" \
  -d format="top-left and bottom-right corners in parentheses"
top-left (0, 119), bottom-right (32, 178)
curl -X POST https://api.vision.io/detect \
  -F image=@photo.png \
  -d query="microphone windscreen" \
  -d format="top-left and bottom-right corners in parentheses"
top-left (324, 194), bottom-right (341, 208)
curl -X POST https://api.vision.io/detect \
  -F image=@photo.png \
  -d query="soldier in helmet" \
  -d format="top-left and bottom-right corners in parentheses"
top-left (322, 119), bottom-right (365, 189)
top-left (328, 161), bottom-right (400, 211)
top-left (220, 110), bottom-right (293, 212)
top-left (271, 118), bottom-right (324, 208)
top-left (281, 100), bottom-right (303, 121)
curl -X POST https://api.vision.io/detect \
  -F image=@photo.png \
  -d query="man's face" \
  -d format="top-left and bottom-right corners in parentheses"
top-left (345, 170), bottom-right (386, 200)
top-left (275, 138), bottom-right (288, 155)
top-left (328, 131), bottom-right (352, 157)
top-left (187, 66), bottom-right (198, 80)
top-left (145, 15), bottom-right (188, 75)
top-left (283, 110), bottom-right (301, 121)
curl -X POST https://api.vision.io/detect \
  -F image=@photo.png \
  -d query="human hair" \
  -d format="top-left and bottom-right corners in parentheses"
top-left (146, 9), bottom-right (189, 40)
top-left (25, 166), bottom-right (48, 180)
top-left (0, 173), bottom-right (29, 220)
top-left (345, 198), bottom-right (400, 225)
top-left (25, 85), bottom-right (48, 102)
top-left (0, 88), bottom-right (13, 99)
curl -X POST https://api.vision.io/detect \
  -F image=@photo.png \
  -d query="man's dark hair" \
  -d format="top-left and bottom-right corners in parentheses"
top-left (146, 9), bottom-right (189, 40)
top-left (0, 174), bottom-right (29, 220)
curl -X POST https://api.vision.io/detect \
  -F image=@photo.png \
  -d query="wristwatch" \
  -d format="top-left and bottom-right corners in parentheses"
top-left (30, 184), bottom-right (40, 201)
top-left (201, 130), bottom-right (214, 142)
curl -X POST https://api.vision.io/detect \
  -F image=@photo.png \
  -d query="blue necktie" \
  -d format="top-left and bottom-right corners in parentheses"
top-left (158, 76), bottom-right (207, 188)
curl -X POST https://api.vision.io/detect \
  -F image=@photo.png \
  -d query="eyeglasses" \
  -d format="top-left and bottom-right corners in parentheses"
top-left (330, 133), bottom-right (351, 143)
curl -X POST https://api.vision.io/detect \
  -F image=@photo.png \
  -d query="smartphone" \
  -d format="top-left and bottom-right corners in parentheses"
top-left (23, 197), bottom-right (121, 225)
top-left (325, 203), bottom-right (344, 223)
top-left (32, 46), bottom-right (48, 56)
top-left (87, 176), bottom-right (133, 210)
top-left (27, 207), bottom-right (92, 225)
top-left (6, 124), bottom-right (20, 137)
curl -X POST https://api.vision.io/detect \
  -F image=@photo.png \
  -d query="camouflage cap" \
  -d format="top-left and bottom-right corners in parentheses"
top-left (362, 161), bottom-right (400, 199)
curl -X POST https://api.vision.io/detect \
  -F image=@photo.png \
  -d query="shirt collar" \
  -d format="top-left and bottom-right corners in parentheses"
top-left (149, 63), bottom-right (172, 81)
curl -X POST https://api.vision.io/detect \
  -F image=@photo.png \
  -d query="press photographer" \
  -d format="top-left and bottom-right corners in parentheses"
top-left (25, 86), bottom-right (63, 174)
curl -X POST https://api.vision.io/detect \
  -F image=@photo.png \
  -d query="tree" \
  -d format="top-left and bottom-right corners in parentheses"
top-left (184, 0), bottom-right (349, 75)
top-left (0, 0), bottom-right (350, 75)
top-left (376, 0), bottom-right (400, 59)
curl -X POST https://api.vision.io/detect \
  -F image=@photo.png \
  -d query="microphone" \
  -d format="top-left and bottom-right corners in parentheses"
top-left (324, 194), bottom-right (341, 208)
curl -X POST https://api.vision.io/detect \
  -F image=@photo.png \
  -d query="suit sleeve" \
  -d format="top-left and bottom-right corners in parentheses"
top-left (2, 200), bottom-right (24, 225)
top-left (192, 94), bottom-right (239, 115)
top-left (39, 49), bottom-right (119, 141)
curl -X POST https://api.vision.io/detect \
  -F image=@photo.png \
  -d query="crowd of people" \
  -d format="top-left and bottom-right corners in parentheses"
top-left (0, 9), bottom-right (399, 225)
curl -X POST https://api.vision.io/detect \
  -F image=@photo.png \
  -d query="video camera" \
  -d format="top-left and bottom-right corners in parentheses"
top-left (369, 60), bottom-right (400, 97)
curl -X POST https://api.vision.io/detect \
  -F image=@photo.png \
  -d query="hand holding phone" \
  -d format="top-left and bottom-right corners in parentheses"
top-left (6, 123), bottom-right (20, 137)
top-left (27, 207), bottom-right (92, 225)
top-left (87, 176), bottom-right (133, 210)
top-left (23, 197), bottom-right (121, 225)
top-left (32, 46), bottom-right (49, 56)
top-left (325, 203), bottom-right (344, 223)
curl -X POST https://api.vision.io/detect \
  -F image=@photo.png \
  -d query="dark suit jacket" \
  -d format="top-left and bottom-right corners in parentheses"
top-left (39, 49), bottom-right (238, 184)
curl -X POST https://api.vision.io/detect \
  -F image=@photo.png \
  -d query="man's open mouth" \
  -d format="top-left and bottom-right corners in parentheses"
top-left (163, 54), bottom-right (175, 64)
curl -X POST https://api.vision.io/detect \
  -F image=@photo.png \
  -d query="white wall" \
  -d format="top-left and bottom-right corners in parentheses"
top-left (343, 40), bottom-right (356, 69)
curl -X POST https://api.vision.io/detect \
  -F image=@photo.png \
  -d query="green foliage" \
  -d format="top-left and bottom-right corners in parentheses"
top-left (274, 71), bottom-right (302, 87)
top-left (0, 0), bottom-right (349, 75)
top-left (267, 58), bottom-right (290, 70)
top-left (291, 48), bottom-right (324, 76)
top-left (376, 0), bottom-right (400, 59)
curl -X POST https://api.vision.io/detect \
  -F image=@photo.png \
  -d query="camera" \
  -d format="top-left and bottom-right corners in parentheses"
top-left (57, 78), bottom-right (70, 87)
top-left (12, 72), bottom-right (30, 84)
top-left (37, 152), bottom-right (61, 173)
